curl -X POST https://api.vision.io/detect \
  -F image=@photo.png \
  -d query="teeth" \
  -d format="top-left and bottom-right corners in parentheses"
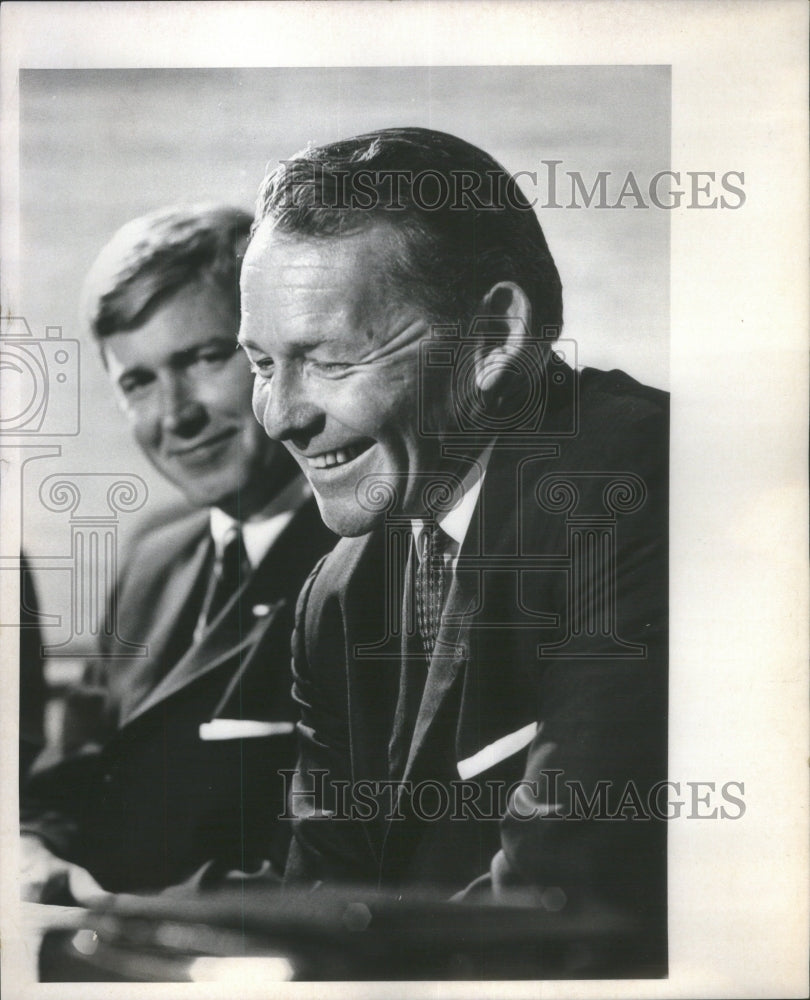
top-left (309, 443), bottom-right (366, 469)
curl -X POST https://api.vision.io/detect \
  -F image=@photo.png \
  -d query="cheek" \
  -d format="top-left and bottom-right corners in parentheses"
top-left (251, 379), bottom-right (267, 425)
top-left (123, 403), bottom-right (160, 451)
top-left (331, 372), bottom-right (413, 436)
top-left (199, 364), bottom-right (255, 416)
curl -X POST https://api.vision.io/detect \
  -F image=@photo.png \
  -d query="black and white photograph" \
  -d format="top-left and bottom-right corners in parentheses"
top-left (0, 2), bottom-right (806, 997)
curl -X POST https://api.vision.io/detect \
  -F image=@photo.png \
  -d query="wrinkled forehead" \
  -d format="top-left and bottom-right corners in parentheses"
top-left (241, 221), bottom-right (416, 345)
top-left (243, 218), bottom-right (401, 282)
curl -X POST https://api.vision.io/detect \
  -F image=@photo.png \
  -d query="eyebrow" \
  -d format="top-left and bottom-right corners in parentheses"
top-left (237, 336), bottom-right (263, 351)
top-left (237, 334), bottom-right (329, 355)
top-left (116, 339), bottom-right (237, 382)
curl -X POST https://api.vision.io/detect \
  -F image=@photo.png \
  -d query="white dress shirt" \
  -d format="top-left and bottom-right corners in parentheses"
top-left (411, 442), bottom-right (495, 571)
top-left (209, 474), bottom-right (312, 568)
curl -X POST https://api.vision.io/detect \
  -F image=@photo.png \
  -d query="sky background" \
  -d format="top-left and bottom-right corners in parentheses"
top-left (17, 65), bottom-right (669, 632)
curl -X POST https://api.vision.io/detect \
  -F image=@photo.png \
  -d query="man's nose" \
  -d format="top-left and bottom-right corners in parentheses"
top-left (254, 367), bottom-right (322, 444)
top-left (159, 377), bottom-right (207, 437)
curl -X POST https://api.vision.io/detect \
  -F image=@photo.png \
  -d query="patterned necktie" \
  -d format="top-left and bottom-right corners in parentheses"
top-left (195, 527), bottom-right (249, 641)
top-left (388, 522), bottom-right (450, 778)
top-left (415, 521), bottom-right (448, 660)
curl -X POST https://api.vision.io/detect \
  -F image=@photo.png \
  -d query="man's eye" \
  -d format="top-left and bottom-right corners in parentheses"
top-left (194, 349), bottom-right (232, 367)
top-left (119, 374), bottom-right (154, 396)
top-left (306, 359), bottom-right (351, 377)
top-left (249, 359), bottom-right (275, 380)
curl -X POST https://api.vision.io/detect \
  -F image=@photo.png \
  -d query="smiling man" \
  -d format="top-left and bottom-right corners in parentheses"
top-left (239, 129), bottom-right (669, 975)
top-left (21, 205), bottom-right (334, 902)
top-left (241, 222), bottom-right (465, 537)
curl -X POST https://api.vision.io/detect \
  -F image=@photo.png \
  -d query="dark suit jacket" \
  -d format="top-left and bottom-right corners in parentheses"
top-left (20, 553), bottom-right (47, 779)
top-left (285, 367), bottom-right (668, 973)
top-left (23, 497), bottom-right (334, 895)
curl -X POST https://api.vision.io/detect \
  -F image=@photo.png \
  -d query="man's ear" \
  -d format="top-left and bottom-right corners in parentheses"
top-left (471, 281), bottom-right (532, 400)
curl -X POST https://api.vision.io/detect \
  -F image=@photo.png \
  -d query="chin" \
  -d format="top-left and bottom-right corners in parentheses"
top-left (185, 489), bottom-right (232, 512)
top-left (313, 496), bottom-right (381, 538)
top-left (180, 476), bottom-right (243, 513)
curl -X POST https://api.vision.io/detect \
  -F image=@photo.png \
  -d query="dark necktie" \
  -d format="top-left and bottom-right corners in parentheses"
top-left (415, 521), bottom-right (449, 661)
top-left (195, 527), bottom-right (250, 640)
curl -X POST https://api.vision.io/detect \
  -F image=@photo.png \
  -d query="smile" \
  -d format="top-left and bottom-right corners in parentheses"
top-left (169, 429), bottom-right (236, 459)
top-left (306, 439), bottom-right (374, 470)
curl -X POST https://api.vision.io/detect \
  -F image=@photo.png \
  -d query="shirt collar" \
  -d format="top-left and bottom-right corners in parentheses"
top-left (411, 442), bottom-right (495, 555)
top-left (209, 474), bottom-right (311, 568)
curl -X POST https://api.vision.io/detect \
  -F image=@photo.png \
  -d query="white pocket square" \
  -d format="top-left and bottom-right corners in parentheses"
top-left (199, 719), bottom-right (295, 741)
top-left (456, 721), bottom-right (538, 779)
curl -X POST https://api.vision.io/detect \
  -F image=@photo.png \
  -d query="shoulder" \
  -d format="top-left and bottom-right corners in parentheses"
top-left (578, 366), bottom-right (668, 423)
top-left (499, 365), bottom-right (668, 537)
top-left (119, 507), bottom-right (208, 581)
top-left (292, 534), bottom-right (368, 682)
top-left (131, 506), bottom-right (207, 550)
top-left (299, 531), bottom-right (377, 609)
top-left (294, 528), bottom-right (389, 658)
top-left (279, 496), bottom-right (338, 563)
top-left (560, 366), bottom-right (669, 471)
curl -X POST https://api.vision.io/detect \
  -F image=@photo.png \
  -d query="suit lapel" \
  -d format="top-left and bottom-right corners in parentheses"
top-left (397, 554), bottom-right (473, 784)
top-left (342, 529), bottom-right (401, 786)
top-left (451, 446), bottom-right (549, 771)
top-left (120, 499), bottom-right (331, 727)
top-left (122, 577), bottom-right (282, 724)
top-left (115, 521), bottom-right (211, 724)
top-left (393, 443), bottom-right (536, 785)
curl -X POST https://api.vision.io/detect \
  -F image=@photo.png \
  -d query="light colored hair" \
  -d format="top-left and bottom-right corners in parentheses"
top-left (81, 204), bottom-right (252, 340)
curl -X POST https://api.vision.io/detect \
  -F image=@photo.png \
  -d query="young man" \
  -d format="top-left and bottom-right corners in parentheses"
top-left (239, 129), bottom-right (669, 973)
top-left (22, 205), bottom-right (334, 902)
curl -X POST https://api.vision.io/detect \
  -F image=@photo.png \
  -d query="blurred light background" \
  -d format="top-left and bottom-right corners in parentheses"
top-left (17, 65), bottom-right (669, 649)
